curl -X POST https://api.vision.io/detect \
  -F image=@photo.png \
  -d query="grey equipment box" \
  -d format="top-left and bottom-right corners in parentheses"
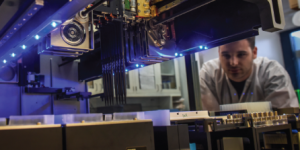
top-left (0, 124), bottom-right (63, 150)
top-left (64, 120), bottom-right (155, 150)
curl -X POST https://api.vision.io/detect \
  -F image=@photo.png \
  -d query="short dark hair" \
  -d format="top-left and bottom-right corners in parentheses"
top-left (246, 36), bottom-right (255, 49)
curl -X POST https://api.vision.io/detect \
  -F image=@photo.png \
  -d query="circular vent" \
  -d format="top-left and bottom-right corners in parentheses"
top-left (61, 20), bottom-right (86, 46)
top-left (0, 66), bottom-right (15, 81)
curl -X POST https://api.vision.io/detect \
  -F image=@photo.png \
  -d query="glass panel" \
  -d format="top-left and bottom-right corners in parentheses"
top-left (291, 31), bottom-right (300, 50)
top-left (138, 65), bottom-right (156, 89)
top-left (160, 60), bottom-right (176, 89)
top-left (290, 31), bottom-right (300, 86)
top-left (290, 31), bottom-right (300, 104)
top-left (89, 57), bottom-right (190, 113)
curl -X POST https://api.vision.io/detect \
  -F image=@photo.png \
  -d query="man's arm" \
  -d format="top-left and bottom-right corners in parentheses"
top-left (263, 61), bottom-right (299, 108)
top-left (199, 65), bottom-right (220, 111)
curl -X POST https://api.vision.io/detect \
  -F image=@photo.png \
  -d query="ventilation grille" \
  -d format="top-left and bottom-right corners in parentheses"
top-left (61, 20), bottom-right (85, 46)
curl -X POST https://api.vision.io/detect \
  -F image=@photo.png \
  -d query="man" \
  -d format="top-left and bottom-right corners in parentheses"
top-left (199, 37), bottom-right (299, 111)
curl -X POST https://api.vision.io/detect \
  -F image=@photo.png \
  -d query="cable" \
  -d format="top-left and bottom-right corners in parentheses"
top-left (82, 0), bottom-right (106, 16)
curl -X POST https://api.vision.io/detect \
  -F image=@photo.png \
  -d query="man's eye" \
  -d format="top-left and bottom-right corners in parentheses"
top-left (223, 55), bottom-right (230, 59)
top-left (237, 54), bottom-right (246, 57)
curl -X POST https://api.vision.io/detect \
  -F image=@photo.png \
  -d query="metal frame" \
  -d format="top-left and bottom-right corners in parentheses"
top-left (152, 0), bottom-right (215, 25)
top-left (185, 54), bottom-right (202, 111)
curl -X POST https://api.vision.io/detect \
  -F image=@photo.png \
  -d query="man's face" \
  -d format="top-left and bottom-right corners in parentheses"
top-left (219, 39), bottom-right (257, 82)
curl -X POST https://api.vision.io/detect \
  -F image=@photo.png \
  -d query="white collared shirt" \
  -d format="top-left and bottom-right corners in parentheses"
top-left (199, 57), bottom-right (299, 111)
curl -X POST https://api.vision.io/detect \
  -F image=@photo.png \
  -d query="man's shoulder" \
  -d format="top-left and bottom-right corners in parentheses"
top-left (200, 58), bottom-right (222, 77)
top-left (201, 58), bottom-right (220, 71)
top-left (254, 57), bottom-right (283, 71)
top-left (254, 57), bottom-right (287, 81)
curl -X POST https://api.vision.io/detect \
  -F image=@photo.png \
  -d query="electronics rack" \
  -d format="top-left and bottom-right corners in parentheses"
top-left (171, 111), bottom-right (296, 150)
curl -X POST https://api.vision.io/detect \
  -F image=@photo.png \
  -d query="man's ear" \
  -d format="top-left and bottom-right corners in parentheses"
top-left (252, 46), bottom-right (258, 59)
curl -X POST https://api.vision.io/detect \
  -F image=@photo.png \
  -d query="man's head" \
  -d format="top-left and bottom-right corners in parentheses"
top-left (219, 37), bottom-right (257, 82)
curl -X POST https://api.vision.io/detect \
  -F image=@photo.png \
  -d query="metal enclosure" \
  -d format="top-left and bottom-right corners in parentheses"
top-left (64, 120), bottom-right (155, 150)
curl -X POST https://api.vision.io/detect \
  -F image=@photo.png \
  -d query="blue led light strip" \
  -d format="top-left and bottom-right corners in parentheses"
top-left (0, 20), bottom-right (62, 63)
top-left (0, 0), bottom-right (95, 63)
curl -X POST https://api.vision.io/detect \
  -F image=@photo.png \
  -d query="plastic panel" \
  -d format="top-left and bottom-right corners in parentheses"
top-left (61, 113), bottom-right (103, 123)
top-left (9, 115), bottom-right (54, 125)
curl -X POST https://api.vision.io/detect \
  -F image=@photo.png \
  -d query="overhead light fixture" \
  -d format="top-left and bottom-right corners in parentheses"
top-left (180, 53), bottom-right (183, 57)
top-left (141, 65), bottom-right (144, 67)
top-left (175, 53), bottom-right (178, 56)
top-left (205, 46), bottom-right (208, 50)
top-left (11, 53), bottom-right (15, 57)
top-left (3, 60), bottom-right (6, 64)
top-left (136, 64), bottom-right (139, 67)
top-left (291, 31), bottom-right (300, 38)
top-left (199, 45), bottom-right (203, 49)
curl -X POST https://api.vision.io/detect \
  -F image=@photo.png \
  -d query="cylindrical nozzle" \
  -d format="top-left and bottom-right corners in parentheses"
top-left (264, 112), bottom-right (269, 117)
top-left (274, 111), bottom-right (278, 116)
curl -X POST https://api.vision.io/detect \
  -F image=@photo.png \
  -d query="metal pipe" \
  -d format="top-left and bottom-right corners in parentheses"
top-left (85, 83), bottom-right (90, 113)
top-left (50, 58), bottom-right (54, 114)
top-left (50, 58), bottom-right (53, 87)
top-left (20, 86), bottom-right (22, 115)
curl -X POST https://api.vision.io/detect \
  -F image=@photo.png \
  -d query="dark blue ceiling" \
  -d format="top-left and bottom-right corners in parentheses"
top-left (0, 0), bottom-right (34, 38)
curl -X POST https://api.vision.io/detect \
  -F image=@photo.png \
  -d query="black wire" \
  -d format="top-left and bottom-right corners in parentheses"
top-left (82, 0), bottom-right (106, 16)
top-left (0, 0), bottom-right (4, 6)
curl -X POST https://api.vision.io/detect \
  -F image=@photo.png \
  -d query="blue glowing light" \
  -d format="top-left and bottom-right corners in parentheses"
top-left (180, 53), bottom-right (183, 57)
top-left (51, 22), bottom-right (57, 28)
top-left (113, 73), bottom-right (115, 76)
top-left (136, 64), bottom-right (139, 67)
top-left (243, 93), bottom-right (245, 95)
top-left (3, 59), bottom-right (6, 64)
top-left (141, 65), bottom-right (144, 67)
top-left (35, 35), bottom-right (40, 40)
top-left (234, 93), bottom-right (236, 96)
top-left (11, 53), bottom-right (15, 57)
top-left (175, 53), bottom-right (178, 56)
top-left (22, 45), bottom-right (26, 49)
top-left (205, 46), bottom-right (208, 50)
top-left (251, 92), bottom-right (253, 95)
top-left (199, 45), bottom-right (203, 49)
top-left (125, 69), bottom-right (128, 72)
